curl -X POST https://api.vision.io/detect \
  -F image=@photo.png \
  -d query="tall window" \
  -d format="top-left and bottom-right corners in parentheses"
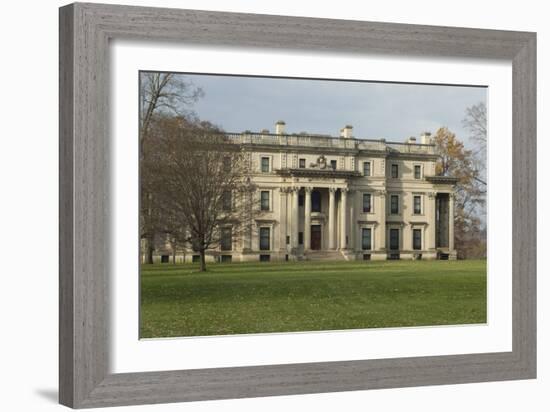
top-left (390, 228), bottom-right (399, 250)
top-left (413, 229), bottom-right (422, 250)
top-left (260, 190), bottom-right (270, 211)
top-left (222, 190), bottom-right (232, 211)
top-left (413, 195), bottom-right (422, 214)
top-left (391, 164), bottom-right (399, 178)
top-left (330, 160), bottom-right (337, 170)
top-left (259, 227), bottom-right (270, 250)
top-left (261, 157), bottom-right (270, 173)
top-left (311, 190), bottom-right (321, 212)
top-left (223, 156), bottom-right (231, 173)
top-left (220, 227), bottom-right (232, 251)
top-left (363, 161), bottom-right (371, 176)
top-left (299, 158), bottom-right (306, 168)
top-left (390, 194), bottom-right (399, 214)
top-left (362, 228), bottom-right (372, 250)
top-left (363, 193), bottom-right (372, 213)
top-left (414, 164), bottom-right (421, 179)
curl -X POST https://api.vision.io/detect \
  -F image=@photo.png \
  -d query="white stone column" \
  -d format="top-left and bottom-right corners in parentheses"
top-left (427, 192), bottom-right (436, 250)
top-left (291, 187), bottom-right (300, 249)
top-left (340, 188), bottom-right (348, 249)
top-left (378, 190), bottom-right (387, 250)
top-left (449, 193), bottom-right (455, 251)
top-left (244, 190), bottom-right (252, 251)
top-left (304, 187), bottom-right (312, 251)
top-left (328, 187), bottom-right (336, 249)
top-left (279, 188), bottom-right (288, 252)
top-left (348, 189), bottom-right (355, 250)
top-left (403, 194), bottom-right (412, 251)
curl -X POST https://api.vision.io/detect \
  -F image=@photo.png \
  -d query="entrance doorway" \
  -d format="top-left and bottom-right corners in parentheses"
top-left (311, 225), bottom-right (322, 250)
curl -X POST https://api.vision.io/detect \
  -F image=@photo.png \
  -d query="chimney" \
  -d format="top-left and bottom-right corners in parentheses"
top-left (407, 136), bottom-right (417, 144)
top-left (341, 125), bottom-right (353, 138)
top-left (275, 120), bottom-right (286, 135)
top-left (420, 132), bottom-right (432, 145)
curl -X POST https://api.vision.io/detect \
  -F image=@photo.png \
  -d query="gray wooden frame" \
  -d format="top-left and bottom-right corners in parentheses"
top-left (59, 2), bottom-right (536, 409)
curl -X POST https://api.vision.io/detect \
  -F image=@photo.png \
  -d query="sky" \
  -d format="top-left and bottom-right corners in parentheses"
top-left (174, 73), bottom-right (486, 150)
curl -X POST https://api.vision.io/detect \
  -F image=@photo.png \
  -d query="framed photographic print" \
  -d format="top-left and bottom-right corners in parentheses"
top-left (59, 2), bottom-right (536, 408)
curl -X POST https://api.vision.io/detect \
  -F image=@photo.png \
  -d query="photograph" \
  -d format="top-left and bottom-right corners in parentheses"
top-left (138, 72), bottom-right (488, 339)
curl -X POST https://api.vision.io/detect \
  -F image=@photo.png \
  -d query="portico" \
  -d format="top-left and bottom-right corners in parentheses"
top-left (284, 184), bottom-right (357, 257)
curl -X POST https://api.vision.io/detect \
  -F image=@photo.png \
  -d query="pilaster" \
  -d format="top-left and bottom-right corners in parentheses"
top-left (328, 187), bottom-right (336, 250)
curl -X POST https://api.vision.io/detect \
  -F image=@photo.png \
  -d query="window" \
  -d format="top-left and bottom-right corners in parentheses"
top-left (220, 227), bottom-right (232, 251)
top-left (259, 254), bottom-right (271, 262)
top-left (311, 190), bottom-right (322, 212)
top-left (161, 255), bottom-right (169, 263)
top-left (222, 190), bottom-right (232, 211)
top-left (223, 156), bottom-right (231, 173)
top-left (220, 255), bottom-right (232, 263)
top-left (390, 228), bottom-right (399, 250)
top-left (330, 160), bottom-right (337, 170)
top-left (259, 227), bottom-right (270, 250)
top-left (286, 235), bottom-right (290, 245)
top-left (363, 254), bottom-right (371, 261)
top-left (261, 156), bottom-right (270, 173)
top-left (363, 161), bottom-right (371, 176)
top-left (192, 255), bottom-right (200, 263)
top-left (260, 190), bottom-right (270, 211)
top-left (391, 164), bottom-right (399, 178)
top-left (363, 193), bottom-right (372, 213)
top-left (413, 195), bottom-right (422, 214)
top-left (298, 232), bottom-right (304, 245)
top-left (390, 195), bottom-right (399, 214)
top-left (413, 229), bottom-right (422, 250)
top-left (298, 193), bottom-right (304, 207)
top-left (362, 228), bottom-right (372, 250)
top-left (299, 158), bottom-right (306, 168)
top-left (414, 164), bottom-right (422, 179)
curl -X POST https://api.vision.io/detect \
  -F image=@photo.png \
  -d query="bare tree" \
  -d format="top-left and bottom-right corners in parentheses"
top-left (152, 117), bottom-right (257, 271)
top-left (462, 102), bottom-right (487, 151)
top-left (139, 72), bottom-right (203, 263)
top-left (140, 72), bottom-right (203, 155)
top-left (462, 102), bottom-right (487, 187)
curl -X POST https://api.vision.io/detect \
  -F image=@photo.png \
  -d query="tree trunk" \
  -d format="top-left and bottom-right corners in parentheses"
top-left (172, 243), bottom-right (177, 264)
top-left (199, 249), bottom-right (207, 272)
top-left (144, 236), bottom-right (154, 264)
top-left (146, 245), bottom-right (154, 264)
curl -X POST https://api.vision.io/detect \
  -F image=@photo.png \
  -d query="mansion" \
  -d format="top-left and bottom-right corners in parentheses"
top-left (149, 121), bottom-right (458, 263)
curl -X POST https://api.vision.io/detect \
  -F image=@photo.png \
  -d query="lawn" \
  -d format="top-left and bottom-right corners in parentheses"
top-left (140, 259), bottom-right (487, 338)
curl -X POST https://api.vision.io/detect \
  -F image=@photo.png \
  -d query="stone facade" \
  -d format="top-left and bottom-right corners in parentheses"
top-left (147, 122), bottom-right (457, 263)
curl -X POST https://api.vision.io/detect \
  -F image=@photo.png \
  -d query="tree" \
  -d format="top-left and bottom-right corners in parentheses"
top-left (151, 117), bottom-right (257, 272)
top-left (140, 72), bottom-right (203, 155)
top-left (139, 73), bottom-right (203, 263)
top-left (462, 102), bottom-right (487, 187)
top-left (462, 102), bottom-right (487, 153)
top-left (433, 127), bottom-right (486, 259)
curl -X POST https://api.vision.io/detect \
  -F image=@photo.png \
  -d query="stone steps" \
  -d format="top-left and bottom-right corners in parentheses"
top-left (304, 250), bottom-right (347, 261)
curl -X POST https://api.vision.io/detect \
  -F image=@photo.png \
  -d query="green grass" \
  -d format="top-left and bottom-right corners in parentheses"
top-left (140, 259), bottom-right (487, 338)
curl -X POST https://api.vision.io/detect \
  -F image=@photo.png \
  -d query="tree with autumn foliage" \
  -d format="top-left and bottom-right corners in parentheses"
top-left (433, 127), bottom-right (486, 259)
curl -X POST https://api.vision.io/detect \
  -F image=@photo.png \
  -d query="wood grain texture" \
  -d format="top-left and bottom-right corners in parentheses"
top-left (59, 2), bottom-right (537, 408)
